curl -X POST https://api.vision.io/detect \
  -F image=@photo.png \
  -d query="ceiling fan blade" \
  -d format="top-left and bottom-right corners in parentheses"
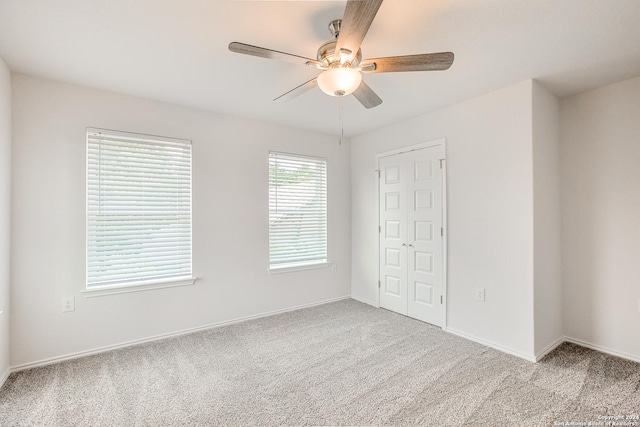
top-left (360, 52), bottom-right (454, 73)
top-left (353, 80), bottom-right (382, 109)
top-left (229, 42), bottom-right (315, 65)
top-left (274, 78), bottom-right (318, 103)
top-left (335, 0), bottom-right (383, 62)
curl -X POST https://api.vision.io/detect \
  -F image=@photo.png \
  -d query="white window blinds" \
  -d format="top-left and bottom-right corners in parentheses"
top-left (269, 152), bottom-right (327, 269)
top-left (86, 128), bottom-right (193, 289)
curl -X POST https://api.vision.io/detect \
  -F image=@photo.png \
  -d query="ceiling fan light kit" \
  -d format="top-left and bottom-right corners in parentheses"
top-left (317, 66), bottom-right (362, 97)
top-left (228, 0), bottom-right (454, 109)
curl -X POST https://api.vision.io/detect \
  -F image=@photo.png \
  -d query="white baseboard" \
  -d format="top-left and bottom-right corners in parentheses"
top-left (563, 336), bottom-right (640, 364)
top-left (445, 327), bottom-right (537, 363)
top-left (11, 295), bottom-right (352, 373)
top-left (534, 336), bottom-right (565, 362)
top-left (11, 298), bottom-right (638, 376)
top-left (0, 367), bottom-right (10, 389)
top-left (350, 294), bottom-right (378, 307)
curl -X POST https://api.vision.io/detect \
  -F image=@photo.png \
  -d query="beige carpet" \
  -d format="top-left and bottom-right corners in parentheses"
top-left (1, 299), bottom-right (639, 426)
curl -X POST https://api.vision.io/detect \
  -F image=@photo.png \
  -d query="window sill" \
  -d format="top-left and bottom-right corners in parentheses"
top-left (268, 262), bottom-right (331, 275)
top-left (81, 277), bottom-right (197, 298)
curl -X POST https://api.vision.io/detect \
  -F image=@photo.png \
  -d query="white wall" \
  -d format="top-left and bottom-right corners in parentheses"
top-left (0, 57), bottom-right (10, 380)
top-left (532, 81), bottom-right (563, 357)
top-left (351, 80), bottom-right (536, 359)
top-left (560, 75), bottom-right (640, 361)
top-left (10, 74), bottom-right (351, 367)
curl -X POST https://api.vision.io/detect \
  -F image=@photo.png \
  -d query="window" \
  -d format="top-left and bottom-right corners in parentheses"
top-left (269, 152), bottom-right (327, 270)
top-left (86, 128), bottom-right (193, 290)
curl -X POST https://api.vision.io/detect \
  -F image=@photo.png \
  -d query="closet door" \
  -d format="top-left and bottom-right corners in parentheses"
top-left (406, 146), bottom-right (443, 326)
top-left (378, 154), bottom-right (408, 315)
top-left (378, 145), bottom-right (444, 327)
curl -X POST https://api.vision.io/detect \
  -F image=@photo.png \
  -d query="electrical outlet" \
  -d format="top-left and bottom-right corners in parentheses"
top-left (475, 287), bottom-right (485, 302)
top-left (62, 297), bottom-right (75, 313)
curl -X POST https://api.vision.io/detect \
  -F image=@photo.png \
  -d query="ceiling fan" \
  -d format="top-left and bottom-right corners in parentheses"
top-left (228, 0), bottom-right (454, 109)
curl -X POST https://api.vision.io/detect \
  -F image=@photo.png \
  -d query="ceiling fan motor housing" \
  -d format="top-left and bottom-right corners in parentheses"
top-left (317, 40), bottom-right (362, 67)
top-left (317, 19), bottom-right (362, 67)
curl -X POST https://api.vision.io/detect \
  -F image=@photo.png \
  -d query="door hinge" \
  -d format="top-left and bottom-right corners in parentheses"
top-left (378, 280), bottom-right (381, 288)
top-left (441, 227), bottom-right (443, 237)
top-left (439, 159), bottom-right (444, 169)
top-left (378, 225), bottom-right (381, 233)
top-left (440, 295), bottom-right (443, 304)
top-left (376, 169), bottom-right (381, 178)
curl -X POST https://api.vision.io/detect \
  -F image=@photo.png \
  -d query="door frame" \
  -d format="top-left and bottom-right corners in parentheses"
top-left (375, 138), bottom-right (448, 329)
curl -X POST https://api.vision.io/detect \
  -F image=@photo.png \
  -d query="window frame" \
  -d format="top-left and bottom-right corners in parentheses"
top-left (85, 127), bottom-right (195, 294)
top-left (268, 151), bottom-right (329, 273)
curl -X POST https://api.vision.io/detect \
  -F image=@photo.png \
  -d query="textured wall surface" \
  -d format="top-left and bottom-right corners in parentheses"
top-left (561, 75), bottom-right (640, 361)
top-left (351, 81), bottom-right (536, 359)
top-left (0, 56), bottom-right (11, 381)
top-left (10, 74), bottom-right (351, 367)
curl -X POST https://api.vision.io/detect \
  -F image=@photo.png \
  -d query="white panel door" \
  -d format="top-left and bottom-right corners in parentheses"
top-left (378, 155), bottom-right (408, 315)
top-left (407, 146), bottom-right (443, 325)
top-left (378, 145), bottom-right (444, 326)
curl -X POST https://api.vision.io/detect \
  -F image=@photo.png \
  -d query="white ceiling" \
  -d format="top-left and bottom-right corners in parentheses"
top-left (1, 0), bottom-right (639, 137)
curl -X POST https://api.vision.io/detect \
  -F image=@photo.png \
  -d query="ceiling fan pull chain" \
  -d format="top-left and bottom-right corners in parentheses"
top-left (339, 97), bottom-right (344, 145)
